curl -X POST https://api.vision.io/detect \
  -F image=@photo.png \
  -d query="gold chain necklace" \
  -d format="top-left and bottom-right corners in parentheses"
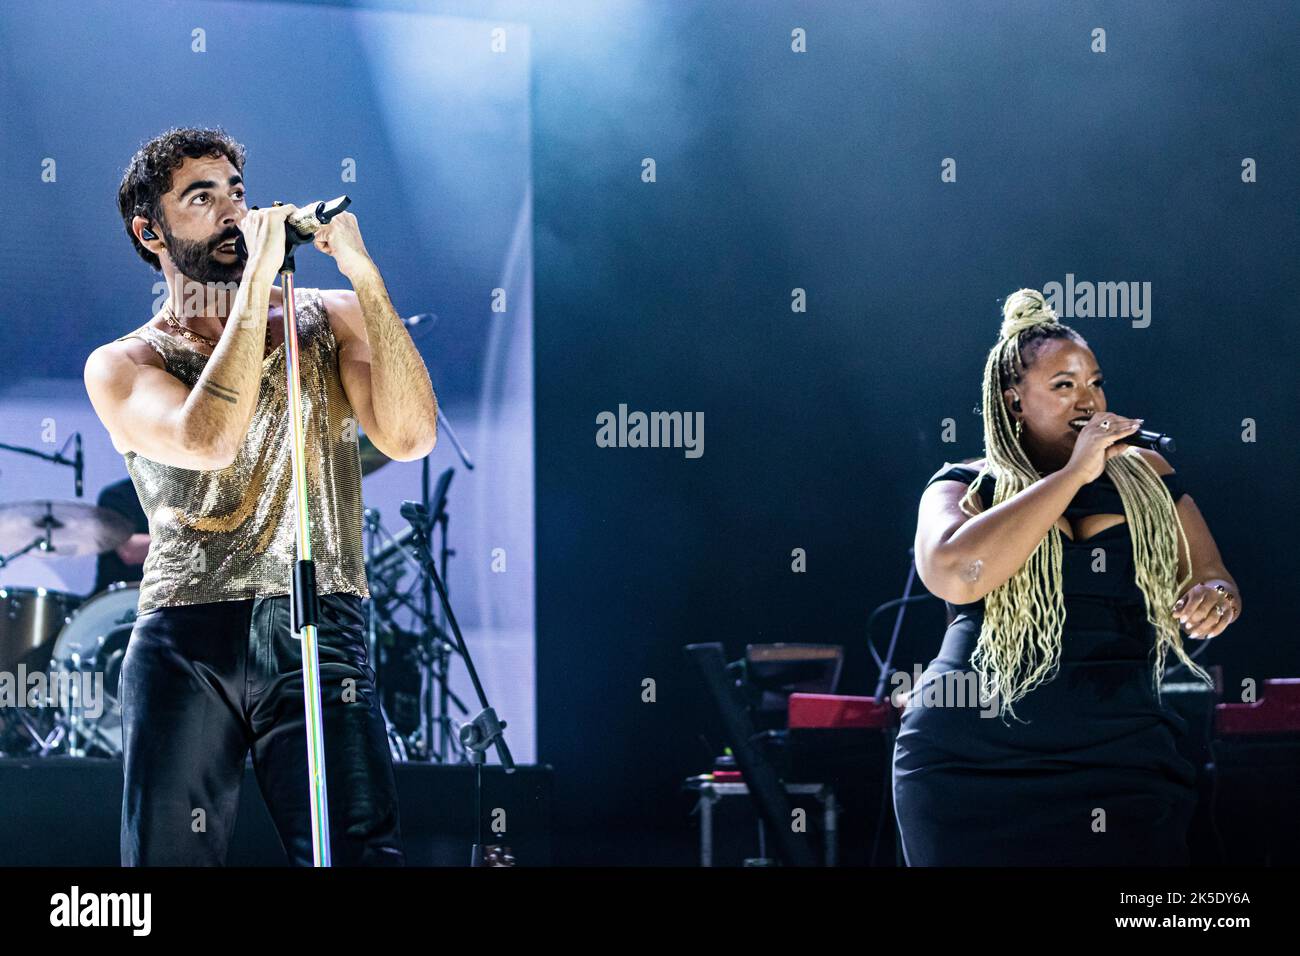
top-left (163, 306), bottom-right (274, 354)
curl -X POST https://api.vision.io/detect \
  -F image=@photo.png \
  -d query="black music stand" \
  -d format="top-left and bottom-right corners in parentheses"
top-left (685, 642), bottom-right (819, 867)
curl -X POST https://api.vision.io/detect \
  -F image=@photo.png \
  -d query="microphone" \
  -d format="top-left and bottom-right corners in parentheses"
top-left (1123, 427), bottom-right (1176, 454)
top-left (233, 196), bottom-right (352, 260)
top-left (74, 433), bottom-right (83, 498)
top-left (284, 196), bottom-right (351, 240)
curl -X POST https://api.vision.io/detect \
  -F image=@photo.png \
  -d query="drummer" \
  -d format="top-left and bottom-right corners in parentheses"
top-left (92, 477), bottom-right (150, 593)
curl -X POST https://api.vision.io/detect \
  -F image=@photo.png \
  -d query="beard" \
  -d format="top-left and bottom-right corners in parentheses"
top-left (162, 226), bottom-right (244, 284)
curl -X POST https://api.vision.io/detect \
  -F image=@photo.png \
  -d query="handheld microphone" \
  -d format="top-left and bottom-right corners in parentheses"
top-left (1123, 427), bottom-right (1176, 454)
top-left (233, 196), bottom-right (352, 260)
top-left (284, 196), bottom-right (351, 240)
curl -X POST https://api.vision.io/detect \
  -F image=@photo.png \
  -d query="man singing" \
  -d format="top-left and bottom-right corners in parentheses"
top-left (84, 127), bottom-right (437, 865)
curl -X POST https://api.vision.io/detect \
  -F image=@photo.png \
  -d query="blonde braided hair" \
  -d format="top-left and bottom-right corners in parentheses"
top-left (960, 288), bottom-right (1213, 722)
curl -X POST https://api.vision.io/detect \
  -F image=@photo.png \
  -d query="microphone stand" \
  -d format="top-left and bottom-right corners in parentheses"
top-left (270, 196), bottom-right (351, 867)
top-left (866, 548), bottom-right (939, 866)
top-left (0, 435), bottom-right (84, 498)
top-left (421, 465), bottom-right (434, 757)
top-left (405, 309), bottom-right (474, 762)
top-left (399, 499), bottom-right (515, 866)
top-left (421, 468), bottom-right (455, 762)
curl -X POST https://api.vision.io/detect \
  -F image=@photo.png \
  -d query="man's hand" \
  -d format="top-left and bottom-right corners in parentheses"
top-left (238, 203), bottom-right (298, 289)
top-left (312, 211), bottom-right (373, 279)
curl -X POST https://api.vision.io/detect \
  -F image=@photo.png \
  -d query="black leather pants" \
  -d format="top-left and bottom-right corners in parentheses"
top-left (119, 592), bottom-right (404, 866)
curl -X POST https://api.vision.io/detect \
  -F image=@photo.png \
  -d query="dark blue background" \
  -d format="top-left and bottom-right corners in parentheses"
top-left (519, 0), bottom-right (1298, 859)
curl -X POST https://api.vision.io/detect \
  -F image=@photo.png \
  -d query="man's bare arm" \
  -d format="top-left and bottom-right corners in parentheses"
top-left (180, 276), bottom-right (275, 464)
top-left (84, 276), bottom-right (273, 470)
top-left (330, 269), bottom-right (437, 461)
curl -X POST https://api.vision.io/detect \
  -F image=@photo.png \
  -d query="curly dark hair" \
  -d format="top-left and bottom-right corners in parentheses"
top-left (116, 127), bottom-right (247, 271)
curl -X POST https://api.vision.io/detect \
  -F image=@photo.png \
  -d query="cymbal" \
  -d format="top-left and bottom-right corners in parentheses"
top-left (359, 434), bottom-right (393, 476)
top-left (0, 500), bottom-right (134, 558)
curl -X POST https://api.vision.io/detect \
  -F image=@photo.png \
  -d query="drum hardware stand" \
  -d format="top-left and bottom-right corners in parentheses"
top-left (62, 654), bottom-right (87, 756)
top-left (363, 506), bottom-right (405, 761)
top-left (382, 600), bottom-right (470, 762)
top-left (0, 502), bottom-right (66, 567)
top-left (3, 655), bottom-right (87, 758)
top-left (8, 703), bottom-right (65, 756)
top-left (366, 509), bottom-right (467, 764)
top-left (60, 639), bottom-right (126, 758)
top-left (59, 664), bottom-right (108, 758)
top-left (0, 433), bottom-right (88, 572)
top-left (399, 499), bottom-right (514, 866)
top-left (362, 477), bottom-right (471, 765)
top-left (363, 508), bottom-right (440, 764)
top-left (0, 434), bottom-right (85, 501)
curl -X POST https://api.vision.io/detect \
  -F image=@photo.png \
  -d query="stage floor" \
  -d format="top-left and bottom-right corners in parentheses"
top-left (0, 757), bottom-right (552, 866)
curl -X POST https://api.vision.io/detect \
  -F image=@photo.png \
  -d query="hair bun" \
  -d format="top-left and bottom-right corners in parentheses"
top-left (999, 288), bottom-right (1058, 339)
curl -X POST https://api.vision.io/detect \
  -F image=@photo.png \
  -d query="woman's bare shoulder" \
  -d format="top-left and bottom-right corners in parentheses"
top-left (1133, 447), bottom-right (1174, 476)
top-left (928, 458), bottom-right (987, 480)
top-left (923, 460), bottom-right (987, 519)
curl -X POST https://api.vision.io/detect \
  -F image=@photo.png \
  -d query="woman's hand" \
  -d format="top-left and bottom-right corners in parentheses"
top-left (1062, 413), bottom-right (1144, 484)
top-left (1173, 580), bottom-right (1240, 640)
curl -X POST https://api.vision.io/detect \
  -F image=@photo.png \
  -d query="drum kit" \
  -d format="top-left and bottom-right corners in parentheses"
top-left (0, 433), bottom-right (475, 765)
top-left (0, 498), bottom-right (138, 758)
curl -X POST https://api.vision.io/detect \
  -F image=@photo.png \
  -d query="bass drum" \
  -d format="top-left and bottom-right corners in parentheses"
top-left (51, 582), bottom-right (140, 757)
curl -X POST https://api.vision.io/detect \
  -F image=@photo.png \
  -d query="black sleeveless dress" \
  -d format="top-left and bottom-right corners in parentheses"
top-left (892, 462), bottom-right (1199, 866)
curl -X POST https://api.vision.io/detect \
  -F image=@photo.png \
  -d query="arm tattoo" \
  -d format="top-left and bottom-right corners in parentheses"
top-left (962, 559), bottom-right (984, 583)
top-left (202, 380), bottom-right (239, 404)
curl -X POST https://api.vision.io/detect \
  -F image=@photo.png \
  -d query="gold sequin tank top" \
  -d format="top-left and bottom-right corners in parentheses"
top-left (116, 287), bottom-right (369, 614)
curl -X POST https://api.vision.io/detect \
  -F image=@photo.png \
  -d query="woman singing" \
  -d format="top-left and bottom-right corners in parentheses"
top-left (893, 288), bottom-right (1241, 866)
